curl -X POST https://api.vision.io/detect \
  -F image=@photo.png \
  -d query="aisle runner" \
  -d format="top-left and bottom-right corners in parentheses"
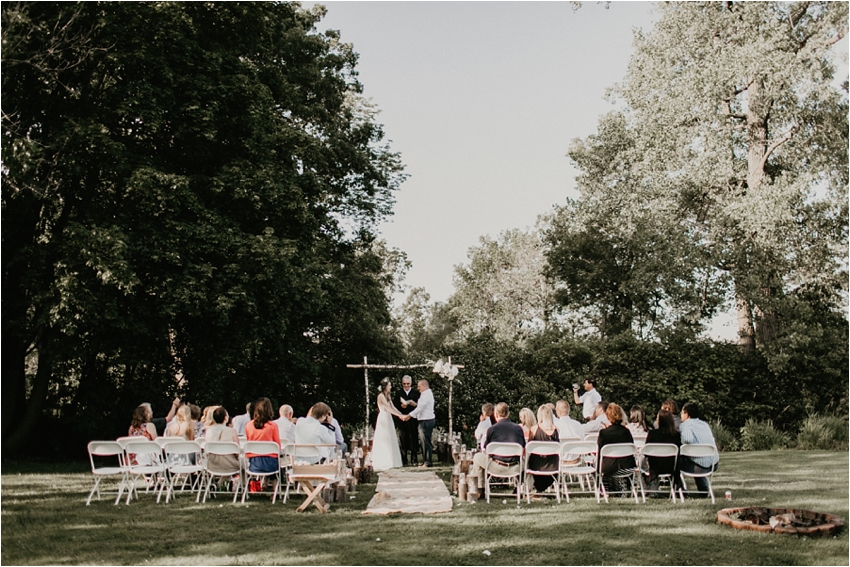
top-left (363, 469), bottom-right (453, 515)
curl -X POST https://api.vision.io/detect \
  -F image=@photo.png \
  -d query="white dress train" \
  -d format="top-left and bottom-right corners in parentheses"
top-left (371, 407), bottom-right (403, 471)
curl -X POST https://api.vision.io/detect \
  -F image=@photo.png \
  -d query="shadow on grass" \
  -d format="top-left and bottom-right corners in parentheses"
top-left (2, 452), bottom-right (847, 565)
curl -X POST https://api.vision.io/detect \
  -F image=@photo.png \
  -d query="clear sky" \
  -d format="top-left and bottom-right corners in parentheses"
top-left (306, 2), bottom-right (743, 337)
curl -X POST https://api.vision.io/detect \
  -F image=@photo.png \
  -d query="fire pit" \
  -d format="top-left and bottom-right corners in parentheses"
top-left (717, 507), bottom-right (844, 536)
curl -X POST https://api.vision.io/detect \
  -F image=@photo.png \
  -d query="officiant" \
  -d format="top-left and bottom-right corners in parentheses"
top-left (393, 375), bottom-right (420, 466)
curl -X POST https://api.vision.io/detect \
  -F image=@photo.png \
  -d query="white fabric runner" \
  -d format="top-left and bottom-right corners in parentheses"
top-left (363, 469), bottom-right (453, 515)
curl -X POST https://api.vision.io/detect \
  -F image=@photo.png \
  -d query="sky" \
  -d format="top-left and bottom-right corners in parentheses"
top-left (303, 2), bottom-right (734, 339)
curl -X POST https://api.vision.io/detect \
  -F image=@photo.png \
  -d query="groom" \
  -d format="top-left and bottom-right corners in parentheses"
top-left (405, 379), bottom-right (435, 468)
top-left (393, 375), bottom-right (420, 465)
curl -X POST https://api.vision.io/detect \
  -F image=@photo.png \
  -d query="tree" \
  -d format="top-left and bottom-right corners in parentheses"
top-left (2, 2), bottom-right (405, 453)
top-left (549, 1), bottom-right (848, 350)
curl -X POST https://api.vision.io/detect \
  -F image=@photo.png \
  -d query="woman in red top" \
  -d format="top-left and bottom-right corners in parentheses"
top-left (245, 397), bottom-right (280, 473)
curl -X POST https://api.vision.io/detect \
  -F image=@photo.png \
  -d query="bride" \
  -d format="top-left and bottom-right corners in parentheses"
top-left (371, 378), bottom-right (404, 471)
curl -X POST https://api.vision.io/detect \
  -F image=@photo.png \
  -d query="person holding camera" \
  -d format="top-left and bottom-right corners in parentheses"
top-left (294, 402), bottom-right (337, 463)
top-left (573, 378), bottom-right (602, 421)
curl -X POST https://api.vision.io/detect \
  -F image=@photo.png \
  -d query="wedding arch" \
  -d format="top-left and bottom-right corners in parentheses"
top-left (346, 357), bottom-right (464, 440)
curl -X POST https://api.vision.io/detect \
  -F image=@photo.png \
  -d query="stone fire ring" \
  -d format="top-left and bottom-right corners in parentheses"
top-left (717, 507), bottom-right (845, 536)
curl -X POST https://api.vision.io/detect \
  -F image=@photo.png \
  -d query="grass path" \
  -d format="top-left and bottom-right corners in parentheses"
top-left (2, 451), bottom-right (847, 565)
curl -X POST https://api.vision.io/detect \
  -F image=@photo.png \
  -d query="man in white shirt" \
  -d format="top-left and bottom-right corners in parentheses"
top-left (582, 401), bottom-right (611, 436)
top-left (274, 404), bottom-right (296, 444)
top-left (574, 378), bottom-right (602, 421)
top-left (294, 402), bottom-right (336, 463)
top-left (405, 379), bottom-right (436, 467)
top-left (231, 402), bottom-right (252, 436)
top-left (555, 400), bottom-right (584, 440)
top-left (474, 403), bottom-right (495, 449)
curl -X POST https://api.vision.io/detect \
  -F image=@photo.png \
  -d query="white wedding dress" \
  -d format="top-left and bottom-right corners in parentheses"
top-left (371, 395), bottom-right (403, 471)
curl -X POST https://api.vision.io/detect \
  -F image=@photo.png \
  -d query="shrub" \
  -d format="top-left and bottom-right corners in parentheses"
top-left (739, 418), bottom-right (791, 451)
top-left (796, 414), bottom-right (849, 450)
top-left (709, 419), bottom-right (739, 452)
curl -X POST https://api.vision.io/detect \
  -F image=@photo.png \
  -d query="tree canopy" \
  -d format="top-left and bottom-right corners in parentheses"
top-left (2, 1), bottom-right (406, 453)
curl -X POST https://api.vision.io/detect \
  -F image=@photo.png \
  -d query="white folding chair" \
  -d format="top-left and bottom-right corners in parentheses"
top-left (155, 436), bottom-right (184, 449)
top-left (86, 441), bottom-right (128, 505)
top-left (632, 434), bottom-right (647, 450)
top-left (484, 442), bottom-right (524, 504)
top-left (279, 443), bottom-right (295, 503)
top-left (162, 441), bottom-right (203, 503)
top-left (202, 441), bottom-right (243, 503)
top-left (596, 443), bottom-right (639, 503)
top-left (123, 440), bottom-right (167, 504)
top-left (638, 443), bottom-right (679, 503)
top-left (678, 444), bottom-right (719, 503)
top-left (559, 441), bottom-right (597, 501)
top-left (523, 441), bottom-right (561, 503)
top-left (584, 432), bottom-right (599, 444)
top-left (242, 441), bottom-right (283, 504)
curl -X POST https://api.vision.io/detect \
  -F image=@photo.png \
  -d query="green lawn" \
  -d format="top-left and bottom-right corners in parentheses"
top-left (2, 451), bottom-right (847, 565)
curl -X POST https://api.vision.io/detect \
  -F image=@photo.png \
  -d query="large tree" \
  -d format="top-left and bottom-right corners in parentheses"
top-left (548, 1), bottom-right (848, 349)
top-left (2, 2), bottom-right (405, 452)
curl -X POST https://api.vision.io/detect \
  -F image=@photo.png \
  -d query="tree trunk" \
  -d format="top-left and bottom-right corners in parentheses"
top-left (3, 343), bottom-right (52, 454)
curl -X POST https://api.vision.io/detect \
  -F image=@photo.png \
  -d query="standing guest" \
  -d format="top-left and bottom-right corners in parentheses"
top-left (527, 405), bottom-right (560, 493)
top-left (474, 403), bottom-right (495, 450)
top-left (597, 403), bottom-right (636, 494)
top-left (205, 406), bottom-right (240, 475)
top-left (294, 402), bottom-right (336, 463)
top-left (643, 409), bottom-right (681, 491)
top-left (678, 402), bottom-right (719, 496)
top-left (405, 379), bottom-right (436, 468)
top-left (393, 375), bottom-right (420, 465)
top-left (654, 399), bottom-right (682, 430)
top-left (273, 404), bottom-right (296, 444)
top-left (189, 404), bottom-right (205, 439)
top-left (245, 397), bottom-right (281, 474)
top-left (554, 400), bottom-right (584, 440)
top-left (140, 398), bottom-right (180, 436)
top-left (232, 402), bottom-right (253, 437)
top-left (518, 408), bottom-right (537, 442)
top-left (582, 401), bottom-right (611, 436)
top-left (470, 402), bottom-right (526, 496)
top-left (573, 379), bottom-right (602, 421)
top-left (626, 405), bottom-right (652, 436)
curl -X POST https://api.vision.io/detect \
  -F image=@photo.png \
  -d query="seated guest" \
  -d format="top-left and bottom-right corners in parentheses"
top-left (678, 402), bottom-right (719, 496)
top-left (643, 409), bottom-right (681, 490)
top-left (518, 407), bottom-right (537, 442)
top-left (127, 406), bottom-right (157, 466)
top-left (527, 405), bottom-right (560, 494)
top-left (470, 402), bottom-right (526, 497)
top-left (274, 404), bottom-right (297, 444)
top-left (654, 399), bottom-right (682, 430)
top-left (245, 397), bottom-right (281, 474)
top-left (597, 403), bottom-right (636, 493)
top-left (166, 404), bottom-right (195, 440)
top-left (201, 406), bottom-right (217, 429)
top-left (189, 404), bottom-right (205, 439)
top-left (554, 400), bottom-right (584, 440)
top-left (205, 406), bottom-right (241, 475)
top-left (582, 401), bottom-right (611, 436)
top-left (139, 399), bottom-right (180, 436)
top-left (294, 402), bottom-right (336, 463)
top-left (232, 402), bottom-right (253, 437)
top-left (328, 409), bottom-right (348, 454)
top-left (626, 405), bottom-right (651, 436)
top-left (474, 403), bottom-right (495, 449)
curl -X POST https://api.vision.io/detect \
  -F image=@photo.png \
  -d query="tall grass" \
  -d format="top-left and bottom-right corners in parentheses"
top-left (739, 419), bottom-right (791, 451)
top-left (797, 414), bottom-right (849, 450)
top-left (709, 418), bottom-right (739, 452)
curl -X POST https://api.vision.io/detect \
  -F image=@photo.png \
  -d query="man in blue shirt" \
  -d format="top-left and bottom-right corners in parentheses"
top-left (679, 402), bottom-right (719, 496)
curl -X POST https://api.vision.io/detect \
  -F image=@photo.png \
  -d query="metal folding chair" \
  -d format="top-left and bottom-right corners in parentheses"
top-left (484, 442), bottom-right (524, 504)
top-left (86, 441), bottom-right (128, 506)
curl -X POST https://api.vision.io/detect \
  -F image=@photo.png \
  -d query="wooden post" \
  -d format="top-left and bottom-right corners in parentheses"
top-left (363, 356), bottom-right (369, 440)
top-left (448, 356), bottom-right (453, 439)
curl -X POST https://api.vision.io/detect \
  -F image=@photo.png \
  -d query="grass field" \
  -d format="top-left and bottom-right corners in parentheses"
top-left (2, 451), bottom-right (847, 565)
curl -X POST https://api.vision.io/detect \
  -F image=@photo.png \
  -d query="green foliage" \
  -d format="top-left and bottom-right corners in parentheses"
top-left (709, 419), bottom-right (739, 452)
top-left (739, 418), bottom-right (792, 451)
top-left (1, 2), bottom-right (405, 455)
top-left (796, 414), bottom-right (849, 451)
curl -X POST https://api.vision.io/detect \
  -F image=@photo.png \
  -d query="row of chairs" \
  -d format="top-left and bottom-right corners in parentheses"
top-left (86, 438), bottom-right (340, 506)
top-left (482, 441), bottom-right (719, 504)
